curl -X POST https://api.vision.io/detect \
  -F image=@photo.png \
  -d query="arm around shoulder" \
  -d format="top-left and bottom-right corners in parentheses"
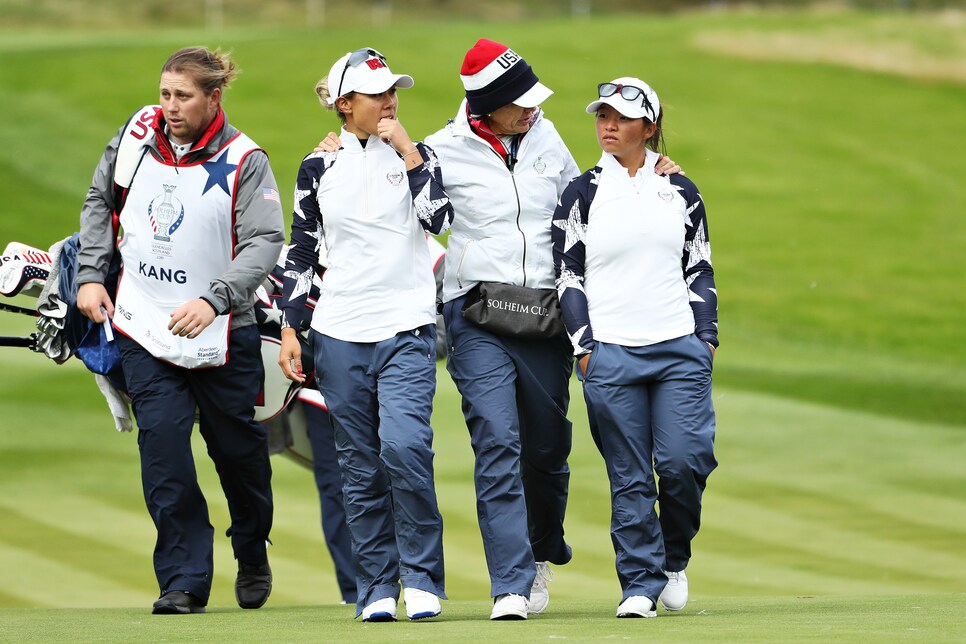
top-left (553, 171), bottom-right (597, 357)
top-left (408, 142), bottom-right (453, 236)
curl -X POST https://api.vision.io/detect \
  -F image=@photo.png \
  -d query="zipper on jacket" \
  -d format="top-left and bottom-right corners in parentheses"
top-left (511, 172), bottom-right (526, 287)
top-left (363, 146), bottom-right (369, 233)
top-left (505, 136), bottom-right (527, 286)
top-left (453, 129), bottom-right (532, 291)
top-left (481, 144), bottom-right (528, 287)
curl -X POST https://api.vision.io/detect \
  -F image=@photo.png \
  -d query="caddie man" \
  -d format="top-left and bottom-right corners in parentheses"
top-left (75, 46), bottom-right (284, 614)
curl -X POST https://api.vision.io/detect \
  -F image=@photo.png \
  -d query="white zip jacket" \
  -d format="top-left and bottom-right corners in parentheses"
top-left (424, 100), bottom-right (580, 302)
top-left (552, 149), bottom-right (718, 356)
top-left (281, 130), bottom-right (453, 343)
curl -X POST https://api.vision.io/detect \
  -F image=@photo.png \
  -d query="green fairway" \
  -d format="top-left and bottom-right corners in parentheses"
top-left (1, 6), bottom-right (965, 641)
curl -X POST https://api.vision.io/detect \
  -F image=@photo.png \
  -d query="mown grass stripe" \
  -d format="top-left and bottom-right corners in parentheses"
top-left (704, 496), bottom-right (966, 580)
top-left (0, 542), bottom-right (151, 608)
top-left (701, 523), bottom-right (962, 594)
top-left (718, 364), bottom-right (966, 427)
top-left (0, 507), bottom-right (151, 596)
top-left (716, 479), bottom-right (966, 556)
top-left (0, 588), bottom-right (35, 609)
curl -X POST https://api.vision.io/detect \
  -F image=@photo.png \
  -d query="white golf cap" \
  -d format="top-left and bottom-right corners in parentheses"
top-left (585, 77), bottom-right (661, 122)
top-left (326, 47), bottom-right (414, 104)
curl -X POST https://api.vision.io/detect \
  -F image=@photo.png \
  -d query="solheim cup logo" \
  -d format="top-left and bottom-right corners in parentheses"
top-left (149, 184), bottom-right (185, 242)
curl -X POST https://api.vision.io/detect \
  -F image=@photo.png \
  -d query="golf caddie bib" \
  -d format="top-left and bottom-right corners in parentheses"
top-left (113, 130), bottom-right (260, 368)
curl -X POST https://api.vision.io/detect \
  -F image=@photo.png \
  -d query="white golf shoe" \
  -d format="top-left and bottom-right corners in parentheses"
top-left (616, 595), bottom-right (657, 618)
top-left (528, 562), bottom-right (553, 614)
top-left (659, 569), bottom-right (688, 611)
top-left (490, 593), bottom-right (528, 620)
top-left (404, 587), bottom-right (441, 620)
top-left (361, 596), bottom-right (397, 622)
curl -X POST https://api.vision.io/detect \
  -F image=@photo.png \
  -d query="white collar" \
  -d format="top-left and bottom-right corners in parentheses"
top-left (598, 148), bottom-right (659, 177)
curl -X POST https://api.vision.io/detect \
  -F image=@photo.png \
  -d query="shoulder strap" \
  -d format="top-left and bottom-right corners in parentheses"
top-left (115, 105), bottom-right (159, 189)
top-left (111, 105), bottom-right (159, 237)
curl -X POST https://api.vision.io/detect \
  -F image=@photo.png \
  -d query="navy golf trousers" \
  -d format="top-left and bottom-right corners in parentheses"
top-left (443, 297), bottom-right (573, 598)
top-left (582, 333), bottom-right (716, 603)
top-left (119, 325), bottom-right (273, 603)
top-left (314, 325), bottom-right (446, 615)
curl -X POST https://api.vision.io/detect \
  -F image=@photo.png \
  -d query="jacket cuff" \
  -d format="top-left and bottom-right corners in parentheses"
top-left (199, 296), bottom-right (220, 316)
top-left (698, 333), bottom-right (719, 349)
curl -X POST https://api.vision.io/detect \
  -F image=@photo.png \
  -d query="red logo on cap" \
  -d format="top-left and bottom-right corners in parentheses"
top-left (366, 58), bottom-right (386, 70)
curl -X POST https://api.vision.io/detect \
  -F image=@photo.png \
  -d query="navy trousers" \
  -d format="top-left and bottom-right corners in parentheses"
top-left (119, 325), bottom-right (273, 603)
top-left (443, 297), bottom-right (573, 598)
top-left (582, 334), bottom-right (716, 603)
top-left (304, 400), bottom-right (358, 603)
top-left (314, 326), bottom-right (446, 615)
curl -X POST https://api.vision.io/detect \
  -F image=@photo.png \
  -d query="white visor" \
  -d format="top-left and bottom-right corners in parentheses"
top-left (585, 76), bottom-right (660, 122)
top-left (326, 48), bottom-right (414, 104)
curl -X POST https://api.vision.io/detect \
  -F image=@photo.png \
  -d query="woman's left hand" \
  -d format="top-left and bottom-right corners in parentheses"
top-left (314, 132), bottom-right (342, 153)
top-left (706, 342), bottom-right (716, 359)
top-left (656, 155), bottom-right (684, 176)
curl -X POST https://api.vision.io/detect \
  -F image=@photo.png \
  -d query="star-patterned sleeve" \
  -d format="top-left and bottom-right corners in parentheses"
top-left (406, 142), bottom-right (453, 235)
top-left (280, 152), bottom-right (333, 331)
top-left (671, 174), bottom-right (718, 348)
top-left (552, 168), bottom-right (599, 357)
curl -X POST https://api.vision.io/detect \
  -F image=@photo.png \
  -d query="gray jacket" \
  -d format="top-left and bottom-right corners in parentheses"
top-left (78, 106), bottom-right (285, 329)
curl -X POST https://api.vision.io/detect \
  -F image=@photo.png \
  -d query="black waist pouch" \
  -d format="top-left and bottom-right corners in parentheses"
top-left (461, 281), bottom-right (565, 339)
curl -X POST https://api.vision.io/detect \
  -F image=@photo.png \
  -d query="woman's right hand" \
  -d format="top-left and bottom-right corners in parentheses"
top-left (278, 328), bottom-right (306, 383)
top-left (577, 353), bottom-right (591, 378)
top-left (377, 118), bottom-right (415, 152)
top-left (314, 132), bottom-right (342, 153)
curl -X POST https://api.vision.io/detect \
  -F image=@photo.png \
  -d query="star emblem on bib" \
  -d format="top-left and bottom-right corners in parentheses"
top-left (202, 153), bottom-right (238, 196)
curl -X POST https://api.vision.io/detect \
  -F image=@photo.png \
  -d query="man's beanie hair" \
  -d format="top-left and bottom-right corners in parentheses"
top-left (460, 38), bottom-right (541, 116)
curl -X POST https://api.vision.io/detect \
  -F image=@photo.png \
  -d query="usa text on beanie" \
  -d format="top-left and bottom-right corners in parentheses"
top-left (460, 39), bottom-right (552, 116)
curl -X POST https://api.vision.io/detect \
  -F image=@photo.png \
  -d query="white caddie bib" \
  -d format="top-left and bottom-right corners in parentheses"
top-left (114, 130), bottom-right (260, 368)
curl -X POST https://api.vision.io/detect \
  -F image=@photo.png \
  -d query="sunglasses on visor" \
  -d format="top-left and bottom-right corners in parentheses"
top-left (335, 48), bottom-right (387, 99)
top-left (597, 82), bottom-right (656, 120)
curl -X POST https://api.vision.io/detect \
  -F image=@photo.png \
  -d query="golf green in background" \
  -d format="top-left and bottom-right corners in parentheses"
top-left (1, 6), bottom-right (964, 641)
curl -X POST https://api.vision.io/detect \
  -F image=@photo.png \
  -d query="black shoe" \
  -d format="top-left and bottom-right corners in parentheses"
top-left (152, 591), bottom-right (206, 615)
top-left (236, 561), bottom-right (272, 609)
